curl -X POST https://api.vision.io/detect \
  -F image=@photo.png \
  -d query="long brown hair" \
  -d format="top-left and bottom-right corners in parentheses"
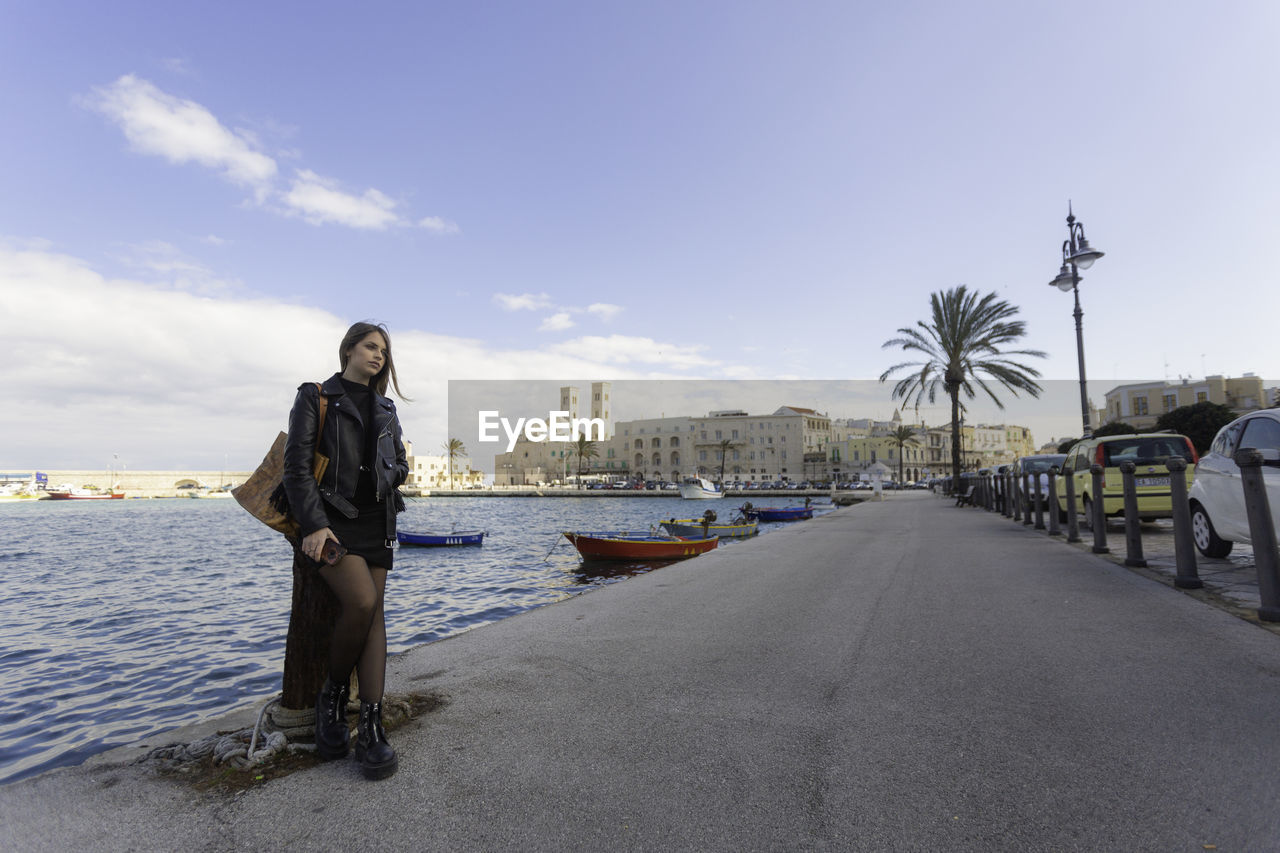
top-left (339, 321), bottom-right (410, 401)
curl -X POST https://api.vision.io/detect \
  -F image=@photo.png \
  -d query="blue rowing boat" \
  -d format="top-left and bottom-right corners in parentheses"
top-left (741, 506), bottom-right (813, 522)
top-left (397, 530), bottom-right (486, 546)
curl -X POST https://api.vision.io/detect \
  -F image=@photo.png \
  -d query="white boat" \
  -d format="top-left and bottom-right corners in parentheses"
top-left (678, 476), bottom-right (723, 500)
top-left (0, 484), bottom-right (37, 501)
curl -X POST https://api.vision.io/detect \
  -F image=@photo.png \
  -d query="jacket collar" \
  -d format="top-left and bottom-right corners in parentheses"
top-left (321, 373), bottom-right (394, 411)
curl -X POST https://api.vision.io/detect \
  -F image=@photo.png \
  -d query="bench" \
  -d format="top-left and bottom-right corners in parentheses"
top-left (954, 486), bottom-right (976, 507)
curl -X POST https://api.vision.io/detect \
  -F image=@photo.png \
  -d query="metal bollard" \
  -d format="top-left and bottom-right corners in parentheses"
top-left (1165, 458), bottom-right (1202, 589)
top-left (1002, 471), bottom-right (1013, 518)
top-left (1047, 468), bottom-right (1062, 536)
top-left (1033, 473), bottom-right (1046, 530)
top-left (1235, 449), bottom-right (1280, 621)
top-left (1022, 471), bottom-right (1033, 526)
top-left (1118, 461), bottom-right (1147, 567)
top-left (1090, 464), bottom-right (1109, 553)
top-left (1063, 466), bottom-right (1080, 543)
top-left (1010, 470), bottom-right (1022, 522)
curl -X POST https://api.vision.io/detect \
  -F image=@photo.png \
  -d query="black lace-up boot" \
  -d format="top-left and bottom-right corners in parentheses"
top-left (314, 677), bottom-right (351, 760)
top-left (355, 700), bottom-right (398, 780)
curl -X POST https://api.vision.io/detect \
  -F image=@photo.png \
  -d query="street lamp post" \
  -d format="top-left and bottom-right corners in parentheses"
top-left (1050, 203), bottom-right (1104, 439)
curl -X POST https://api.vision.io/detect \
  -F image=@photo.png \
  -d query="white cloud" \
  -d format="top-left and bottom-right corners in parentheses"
top-left (539, 312), bottom-right (575, 332)
top-left (547, 335), bottom-right (718, 370)
top-left (281, 169), bottom-right (401, 230)
top-left (0, 244), bottom-right (742, 470)
top-left (586, 302), bottom-right (622, 320)
top-left (87, 74), bottom-right (277, 192)
top-left (492, 292), bottom-right (552, 311)
top-left (160, 57), bottom-right (192, 75)
top-left (85, 76), bottom-right (453, 233)
top-left (419, 216), bottom-right (460, 235)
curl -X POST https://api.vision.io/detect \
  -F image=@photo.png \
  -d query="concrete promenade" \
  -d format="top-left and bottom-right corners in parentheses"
top-left (4, 493), bottom-right (1280, 850)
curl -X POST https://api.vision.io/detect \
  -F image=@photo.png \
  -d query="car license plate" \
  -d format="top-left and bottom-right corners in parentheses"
top-left (1135, 476), bottom-right (1169, 488)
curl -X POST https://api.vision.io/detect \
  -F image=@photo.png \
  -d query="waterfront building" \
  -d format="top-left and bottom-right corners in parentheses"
top-left (492, 384), bottom-right (614, 486)
top-left (405, 453), bottom-right (485, 489)
top-left (1101, 374), bottom-right (1270, 431)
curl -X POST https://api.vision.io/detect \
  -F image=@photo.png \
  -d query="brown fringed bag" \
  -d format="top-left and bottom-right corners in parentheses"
top-left (233, 383), bottom-right (329, 538)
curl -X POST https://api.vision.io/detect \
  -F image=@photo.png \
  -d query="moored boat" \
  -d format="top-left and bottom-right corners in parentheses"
top-left (45, 489), bottom-right (125, 500)
top-left (740, 505), bottom-right (812, 522)
top-left (678, 476), bottom-right (723, 500)
top-left (562, 531), bottom-right (718, 561)
top-left (397, 530), bottom-right (486, 547)
top-left (659, 517), bottom-right (758, 539)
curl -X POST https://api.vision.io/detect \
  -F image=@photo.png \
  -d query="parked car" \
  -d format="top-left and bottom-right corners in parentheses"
top-left (1056, 433), bottom-right (1197, 526)
top-left (1188, 410), bottom-right (1280, 557)
top-left (1012, 454), bottom-right (1068, 513)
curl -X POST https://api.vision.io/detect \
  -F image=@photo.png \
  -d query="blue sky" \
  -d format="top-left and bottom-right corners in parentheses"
top-left (3, 1), bottom-right (1278, 470)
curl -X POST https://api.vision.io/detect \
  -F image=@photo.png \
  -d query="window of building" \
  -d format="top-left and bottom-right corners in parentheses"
top-left (1197, 392), bottom-right (1208, 403)
top-left (1163, 394), bottom-right (1177, 412)
top-left (1134, 396), bottom-right (1149, 415)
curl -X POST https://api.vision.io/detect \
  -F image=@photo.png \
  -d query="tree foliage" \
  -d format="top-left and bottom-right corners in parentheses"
top-left (1154, 402), bottom-right (1239, 454)
top-left (1056, 436), bottom-right (1079, 453)
top-left (573, 435), bottom-right (599, 482)
top-left (716, 438), bottom-right (741, 484)
top-left (887, 425), bottom-right (919, 485)
top-left (1093, 421), bottom-right (1137, 437)
top-left (443, 438), bottom-right (466, 489)
top-left (880, 286), bottom-right (1045, 487)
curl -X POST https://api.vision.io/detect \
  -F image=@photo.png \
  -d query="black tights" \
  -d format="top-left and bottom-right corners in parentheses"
top-left (319, 555), bottom-right (388, 703)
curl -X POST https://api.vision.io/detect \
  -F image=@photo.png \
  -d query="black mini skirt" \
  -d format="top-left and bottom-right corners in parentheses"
top-left (325, 504), bottom-right (395, 571)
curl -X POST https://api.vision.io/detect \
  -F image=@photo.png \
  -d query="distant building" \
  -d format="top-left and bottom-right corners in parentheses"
top-left (493, 383), bottom-right (611, 486)
top-left (1101, 374), bottom-right (1268, 431)
top-left (618, 405), bottom-right (832, 483)
top-left (406, 453), bottom-right (484, 489)
top-left (492, 384), bottom-right (1039, 485)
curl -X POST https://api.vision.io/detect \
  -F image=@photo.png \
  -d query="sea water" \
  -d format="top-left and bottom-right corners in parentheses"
top-left (0, 495), bottom-right (804, 784)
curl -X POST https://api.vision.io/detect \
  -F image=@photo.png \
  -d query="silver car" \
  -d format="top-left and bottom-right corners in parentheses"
top-left (1012, 454), bottom-right (1068, 515)
top-left (1188, 410), bottom-right (1280, 557)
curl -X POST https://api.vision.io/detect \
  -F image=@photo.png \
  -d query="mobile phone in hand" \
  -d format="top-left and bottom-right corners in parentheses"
top-left (320, 539), bottom-right (348, 565)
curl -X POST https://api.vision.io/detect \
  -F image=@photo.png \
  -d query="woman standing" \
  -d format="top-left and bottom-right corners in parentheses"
top-left (282, 321), bottom-right (410, 780)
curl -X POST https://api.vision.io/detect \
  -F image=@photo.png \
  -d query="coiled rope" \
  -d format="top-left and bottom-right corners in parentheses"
top-left (137, 693), bottom-right (416, 772)
top-left (139, 694), bottom-right (320, 771)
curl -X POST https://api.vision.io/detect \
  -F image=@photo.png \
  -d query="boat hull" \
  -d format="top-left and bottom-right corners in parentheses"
top-left (397, 530), bottom-right (486, 546)
top-left (45, 491), bottom-right (125, 500)
top-left (744, 506), bottom-right (813, 522)
top-left (562, 531), bottom-right (718, 561)
top-left (678, 477), bottom-right (723, 500)
top-left (659, 519), bottom-right (758, 539)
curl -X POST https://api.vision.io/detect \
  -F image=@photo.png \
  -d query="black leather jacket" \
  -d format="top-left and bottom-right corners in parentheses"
top-left (282, 373), bottom-right (408, 541)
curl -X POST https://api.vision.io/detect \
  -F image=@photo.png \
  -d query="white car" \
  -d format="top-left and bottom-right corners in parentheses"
top-left (1188, 410), bottom-right (1280, 557)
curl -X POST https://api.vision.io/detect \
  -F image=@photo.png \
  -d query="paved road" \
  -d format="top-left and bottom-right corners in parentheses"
top-left (4, 493), bottom-right (1280, 851)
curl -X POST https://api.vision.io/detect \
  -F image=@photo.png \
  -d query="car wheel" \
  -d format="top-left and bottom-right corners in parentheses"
top-left (1190, 504), bottom-right (1232, 558)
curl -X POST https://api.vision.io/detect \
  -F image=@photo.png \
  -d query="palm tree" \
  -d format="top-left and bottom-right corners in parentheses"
top-left (887, 425), bottom-right (919, 486)
top-left (880, 286), bottom-right (1045, 489)
top-left (573, 435), bottom-right (599, 484)
top-left (716, 439), bottom-right (741, 484)
top-left (443, 438), bottom-right (465, 489)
